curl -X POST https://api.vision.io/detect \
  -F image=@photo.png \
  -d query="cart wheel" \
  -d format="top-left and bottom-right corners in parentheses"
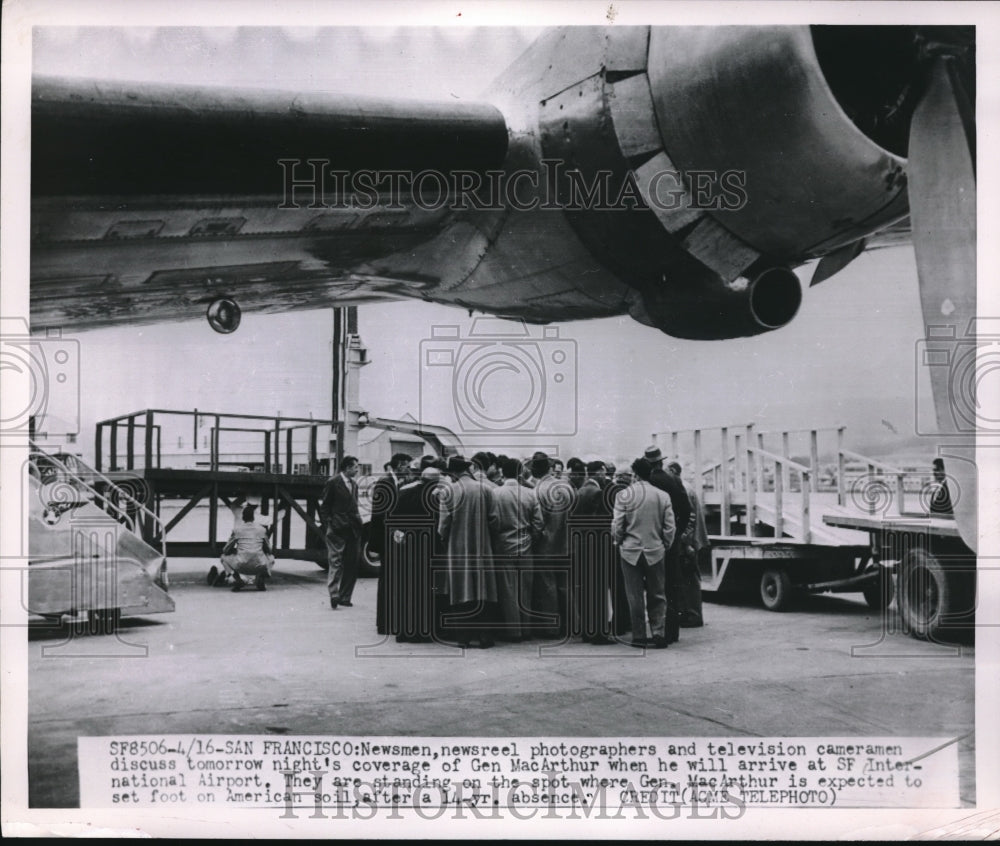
top-left (862, 566), bottom-right (895, 611)
top-left (88, 608), bottom-right (120, 635)
top-left (359, 537), bottom-right (382, 578)
top-left (356, 522), bottom-right (382, 578)
top-left (898, 548), bottom-right (974, 641)
top-left (760, 568), bottom-right (792, 611)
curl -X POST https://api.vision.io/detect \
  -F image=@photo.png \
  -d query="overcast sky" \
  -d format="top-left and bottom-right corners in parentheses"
top-left (31, 26), bottom-right (939, 465)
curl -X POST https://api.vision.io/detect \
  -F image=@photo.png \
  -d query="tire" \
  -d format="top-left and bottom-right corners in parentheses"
top-left (862, 566), bottom-right (895, 611)
top-left (314, 525), bottom-right (381, 577)
top-left (898, 548), bottom-right (974, 641)
top-left (88, 608), bottom-right (120, 635)
top-left (359, 533), bottom-right (382, 579)
top-left (760, 568), bottom-right (792, 611)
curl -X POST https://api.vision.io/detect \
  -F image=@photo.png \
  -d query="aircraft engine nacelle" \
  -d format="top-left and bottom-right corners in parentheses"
top-left (517, 26), bottom-right (914, 339)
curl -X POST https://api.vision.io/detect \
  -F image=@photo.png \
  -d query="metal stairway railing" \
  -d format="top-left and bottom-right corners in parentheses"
top-left (29, 443), bottom-right (166, 559)
top-left (650, 423), bottom-right (937, 545)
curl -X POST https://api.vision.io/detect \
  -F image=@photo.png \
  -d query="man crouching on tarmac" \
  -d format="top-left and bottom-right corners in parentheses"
top-left (214, 502), bottom-right (275, 592)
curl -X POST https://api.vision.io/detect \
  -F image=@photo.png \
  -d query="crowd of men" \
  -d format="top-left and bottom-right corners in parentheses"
top-left (318, 446), bottom-right (709, 649)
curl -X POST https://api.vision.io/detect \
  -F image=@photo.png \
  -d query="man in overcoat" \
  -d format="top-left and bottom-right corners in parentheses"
top-left (438, 455), bottom-right (501, 648)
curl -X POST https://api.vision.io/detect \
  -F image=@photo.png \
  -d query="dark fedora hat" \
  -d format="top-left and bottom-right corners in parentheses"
top-left (643, 445), bottom-right (664, 463)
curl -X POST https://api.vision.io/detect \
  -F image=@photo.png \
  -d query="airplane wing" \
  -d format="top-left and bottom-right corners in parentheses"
top-left (31, 75), bottom-right (509, 329)
top-left (30, 25), bottom-right (976, 545)
top-left (31, 25), bottom-right (973, 339)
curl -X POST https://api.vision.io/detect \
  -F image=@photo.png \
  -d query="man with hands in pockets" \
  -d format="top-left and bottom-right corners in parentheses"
top-left (320, 455), bottom-right (363, 610)
top-left (612, 457), bottom-right (676, 649)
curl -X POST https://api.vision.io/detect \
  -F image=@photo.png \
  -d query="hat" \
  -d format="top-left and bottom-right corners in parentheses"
top-left (644, 445), bottom-right (663, 462)
top-left (447, 455), bottom-right (472, 474)
top-left (421, 467), bottom-right (442, 482)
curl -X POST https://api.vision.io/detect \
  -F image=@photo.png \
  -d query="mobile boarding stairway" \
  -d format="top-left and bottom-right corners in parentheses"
top-left (650, 425), bottom-right (941, 612)
top-left (27, 444), bottom-right (174, 631)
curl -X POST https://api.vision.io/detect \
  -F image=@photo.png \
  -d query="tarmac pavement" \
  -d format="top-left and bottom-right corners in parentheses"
top-left (27, 557), bottom-right (975, 808)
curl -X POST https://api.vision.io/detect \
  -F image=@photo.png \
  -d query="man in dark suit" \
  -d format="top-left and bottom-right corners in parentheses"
top-left (930, 458), bottom-right (954, 517)
top-left (605, 462), bottom-right (633, 637)
top-left (571, 460), bottom-right (616, 644)
top-left (387, 465), bottom-right (445, 642)
top-left (532, 454), bottom-right (577, 639)
top-left (374, 452), bottom-right (412, 634)
top-left (644, 446), bottom-right (691, 644)
top-left (319, 455), bottom-right (362, 610)
top-left (669, 460), bottom-right (707, 628)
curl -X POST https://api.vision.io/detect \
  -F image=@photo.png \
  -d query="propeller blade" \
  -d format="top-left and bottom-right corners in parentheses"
top-left (908, 55), bottom-right (977, 551)
top-left (810, 238), bottom-right (867, 287)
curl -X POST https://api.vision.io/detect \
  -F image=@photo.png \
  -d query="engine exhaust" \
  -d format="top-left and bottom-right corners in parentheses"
top-left (636, 264), bottom-right (803, 340)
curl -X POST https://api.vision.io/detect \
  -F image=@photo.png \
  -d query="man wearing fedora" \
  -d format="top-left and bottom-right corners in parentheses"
top-left (438, 455), bottom-right (501, 648)
top-left (644, 445), bottom-right (691, 644)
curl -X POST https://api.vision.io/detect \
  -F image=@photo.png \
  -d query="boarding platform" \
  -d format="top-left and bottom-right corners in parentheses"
top-left (650, 424), bottom-right (948, 611)
top-left (93, 409), bottom-right (335, 562)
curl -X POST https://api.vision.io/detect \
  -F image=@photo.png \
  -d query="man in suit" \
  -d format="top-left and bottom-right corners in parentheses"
top-left (613, 457), bottom-right (676, 649)
top-left (605, 462), bottom-right (633, 636)
top-left (374, 452), bottom-right (412, 634)
top-left (669, 460), bottom-right (707, 628)
top-left (533, 454), bottom-right (577, 639)
top-left (930, 458), bottom-right (954, 517)
top-left (492, 456), bottom-right (544, 641)
top-left (566, 457), bottom-right (587, 491)
top-left (571, 460), bottom-right (616, 644)
top-left (644, 446), bottom-right (691, 644)
top-left (319, 455), bottom-right (362, 610)
top-left (387, 465), bottom-right (445, 642)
